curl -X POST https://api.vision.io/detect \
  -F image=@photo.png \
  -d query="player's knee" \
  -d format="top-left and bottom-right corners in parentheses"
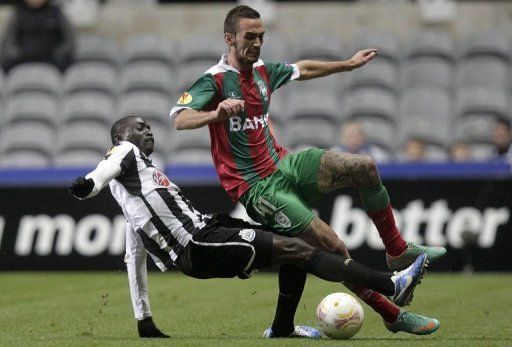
top-left (273, 236), bottom-right (314, 266)
top-left (357, 155), bottom-right (380, 187)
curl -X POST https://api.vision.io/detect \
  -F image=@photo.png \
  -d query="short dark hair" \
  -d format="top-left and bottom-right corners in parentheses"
top-left (224, 5), bottom-right (260, 34)
top-left (496, 116), bottom-right (511, 130)
top-left (111, 116), bottom-right (138, 145)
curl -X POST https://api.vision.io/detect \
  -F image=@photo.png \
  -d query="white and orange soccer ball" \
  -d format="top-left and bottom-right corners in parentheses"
top-left (316, 292), bottom-right (364, 339)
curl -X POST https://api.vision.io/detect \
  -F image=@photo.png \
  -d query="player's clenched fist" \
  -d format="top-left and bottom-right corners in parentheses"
top-left (69, 176), bottom-right (94, 199)
top-left (215, 98), bottom-right (245, 120)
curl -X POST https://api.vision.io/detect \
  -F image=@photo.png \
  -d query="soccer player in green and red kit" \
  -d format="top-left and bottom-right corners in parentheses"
top-left (170, 5), bottom-right (445, 338)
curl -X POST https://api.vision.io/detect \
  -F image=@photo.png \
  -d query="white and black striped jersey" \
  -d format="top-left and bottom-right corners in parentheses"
top-left (85, 141), bottom-right (208, 270)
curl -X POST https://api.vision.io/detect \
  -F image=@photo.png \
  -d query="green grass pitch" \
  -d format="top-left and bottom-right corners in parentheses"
top-left (1, 272), bottom-right (511, 346)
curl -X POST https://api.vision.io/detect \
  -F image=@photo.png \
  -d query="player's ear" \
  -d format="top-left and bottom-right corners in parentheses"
top-left (225, 32), bottom-right (235, 46)
top-left (113, 134), bottom-right (122, 145)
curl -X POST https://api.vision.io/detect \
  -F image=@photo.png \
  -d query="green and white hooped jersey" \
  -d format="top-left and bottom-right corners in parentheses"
top-left (170, 55), bottom-right (300, 200)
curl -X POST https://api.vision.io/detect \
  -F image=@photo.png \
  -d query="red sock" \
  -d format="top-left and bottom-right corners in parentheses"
top-left (367, 204), bottom-right (407, 256)
top-left (348, 284), bottom-right (400, 323)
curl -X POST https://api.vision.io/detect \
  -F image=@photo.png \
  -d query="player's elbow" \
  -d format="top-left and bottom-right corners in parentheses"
top-left (174, 116), bottom-right (186, 130)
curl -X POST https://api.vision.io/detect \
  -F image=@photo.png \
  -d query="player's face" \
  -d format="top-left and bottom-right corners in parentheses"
top-left (231, 18), bottom-right (265, 66)
top-left (123, 117), bottom-right (154, 156)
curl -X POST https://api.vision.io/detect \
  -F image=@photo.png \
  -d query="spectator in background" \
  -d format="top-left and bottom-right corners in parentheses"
top-left (493, 116), bottom-right (512, 161)
top-left (331, 121), bottom-right (390, 163)
top-left (402, 137), bottom-right (427, 162)
top-left (0, 0), bottom-right (75, 72)
top-left (450, 140), bottom-right (471, 163)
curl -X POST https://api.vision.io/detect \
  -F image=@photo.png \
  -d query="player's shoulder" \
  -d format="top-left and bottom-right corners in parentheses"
top-left (104, 141), bottom-right (138, 159)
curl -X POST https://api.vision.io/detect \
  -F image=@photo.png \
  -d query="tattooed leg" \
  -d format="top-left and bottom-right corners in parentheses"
top-left (317, 150), bottom-right (407, 257)
top-left (317, 150), bottom-right (380, 194)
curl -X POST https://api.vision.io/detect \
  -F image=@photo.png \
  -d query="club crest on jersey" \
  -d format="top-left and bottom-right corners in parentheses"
top-left (239, 229), bottom-right (256, 242)
top-left (228, 91), bottom-right (242, 99)
top-left (275, 211), bottom-right (291, 228)
top-left (177, 92), bottom-right (193, 105)
top-left (153, 170), bottom-right (170, 187)
top-left (257, 80), bottom-right (268, 101)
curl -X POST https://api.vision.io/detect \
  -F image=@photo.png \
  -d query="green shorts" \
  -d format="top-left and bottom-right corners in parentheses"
top-left (240, 148), bottom-right (325, 235)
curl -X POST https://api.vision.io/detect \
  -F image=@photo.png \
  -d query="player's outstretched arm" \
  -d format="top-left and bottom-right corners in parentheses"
top-left (69, 159), bottom-right (122, 200)
top-left (174, 99), bottom-right (245, 130)
top-left (295, 48), bottom-right (378, 80)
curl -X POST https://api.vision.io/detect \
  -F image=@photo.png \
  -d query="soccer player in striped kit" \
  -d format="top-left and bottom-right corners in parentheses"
top-left (170, 5), bottom-right (445, 338)
top-left (70, 116), bottom-right (430, 338)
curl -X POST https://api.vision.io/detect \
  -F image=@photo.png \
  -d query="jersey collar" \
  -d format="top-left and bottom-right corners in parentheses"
top-left (216, 54), bottom-right (265, 74)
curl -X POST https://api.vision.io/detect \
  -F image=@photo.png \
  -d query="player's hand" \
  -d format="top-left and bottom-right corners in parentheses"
top-left (137, 317), bottom-right (170, 338)
top-left (215, 99), bottom-right (245, 120)
top-left (69, 176), bottom-right (94, 199)
top-left (347, 48), bottom-right (379, 69)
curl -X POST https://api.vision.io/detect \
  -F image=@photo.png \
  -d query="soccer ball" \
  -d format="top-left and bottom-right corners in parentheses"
top-left (316, 292), bottom-right (364, 339)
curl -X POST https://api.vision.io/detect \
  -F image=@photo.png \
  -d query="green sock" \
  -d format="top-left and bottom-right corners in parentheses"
top-left (359, 182), bottom-right (390, 212)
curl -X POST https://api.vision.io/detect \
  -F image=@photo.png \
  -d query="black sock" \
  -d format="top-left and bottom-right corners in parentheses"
top-left (304, 249), bottom-right (394, 296)
top-left (270, 264), bottom-right (307, 337)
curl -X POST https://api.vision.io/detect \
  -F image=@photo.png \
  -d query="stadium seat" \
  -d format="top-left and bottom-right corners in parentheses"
top-left (122, 34), bottom-right (177, 66)
top-left (405, 30), bottom-right (455, 63)
top-left (286, 88), bottom-right (340, 123)
top-left (148, 122), bottom-right (173, 155)
top-left (119, 62), bottom-right (175, 95)
top-left (0, 122), bottom-right (55, 158)
top-left (5, 93), bottom-right (59, 127)
top-left (0, 150), bottom-right (52, 168)
top-left (117, 91), bottom-right (173, 127)
top-left (456, 57), bottom-right (510, 89)
top-left (351, 30), bottom-right (401, 64)
top-left (290, 73), bottom-right (343, 95)
top-left (291, 34), bottom-right (344, 61)
top-left (179, 34), bottom-right (225, 64)
top-left (169, 126), bottom-right (211, 152)
top-left (345, 60), bottom-right (399, 93)
top-left (176, 61), bottom-right (212, 92)
top-left (467, 143), bottom-right (495, 162)
top-left (401, 58), bottom-right (453, 90)
top-left (63, 62), bottom-right (119, 96)
top-left (453, 86), bottom-right (509, 144)
top-left (167, 146), bottom-right (213, 165)
top-left (53, 149), bottom-right (104, 167)
top-left (456, 87), bottom-right (509, 120)
top-left (61, 92), bottom-right (116, 126)
top-left (75, 35), bottom-right (120, 66)
top-left (399, 87), bottom-right (452, 147)
top-left (455, 117), bottom-right (495, 144)
top-left (5, 63), bottom-right (61, 97)
top-left (260, 33), bottom-right (289, 61)
top-left (342, 88), bottom-right (398, 150)
top-left (57, 121), bottom-right (111, 154)
top-left (343, 88), bottom-right (398, 123)
top-left (459, 30), bottom-right (511, 62)
top-left (285, 117), bottom-right (338, 150)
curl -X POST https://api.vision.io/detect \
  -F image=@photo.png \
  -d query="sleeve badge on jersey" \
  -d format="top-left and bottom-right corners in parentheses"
top-left (153, 170), bottom-right (171, 187)
top-left (177, 92), bottom-right (193, 105)
top-left (105, 146), bottom-right (117, 158)
top-left (239, 229), bottom-right (256, 242)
